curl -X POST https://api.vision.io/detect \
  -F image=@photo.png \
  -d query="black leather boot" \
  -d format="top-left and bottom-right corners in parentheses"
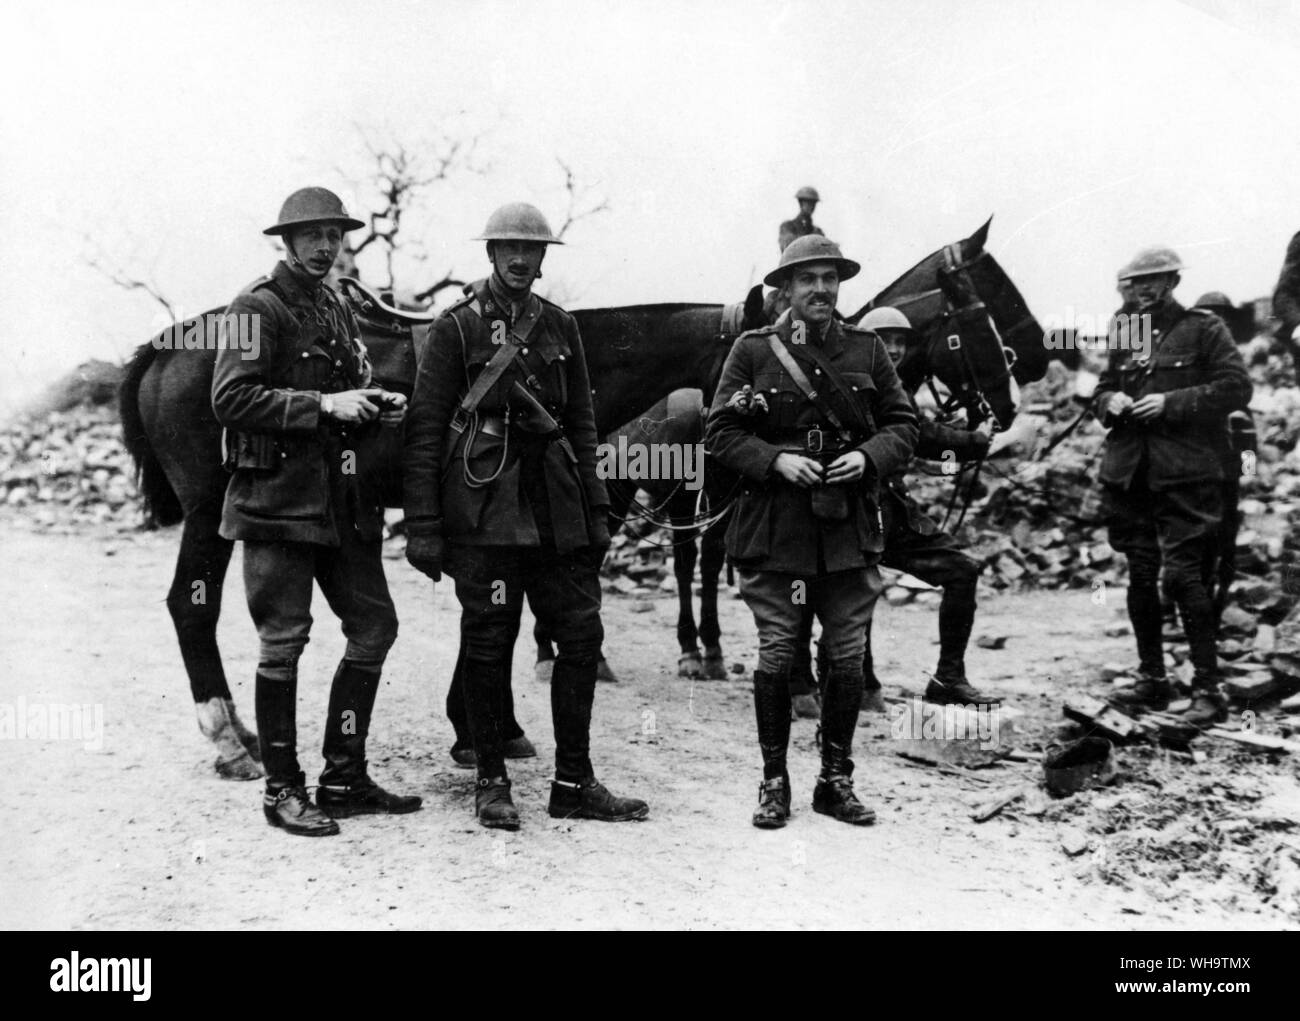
top-left (814, 667), bottom-right (875, 826)
top-left (255, 661), bottom-right (302, 788)
top-left (752, 773), bottom-right (792, 829)
top-left (1108, 670), bottom-right (1172, 712)
top-left (752, 669), bottom-right (792, 778)
top-left (548, 777), bottom-right (649, 821)
top-left (924, 672), bottom-right (999, 707)
top-left (1182, 681), bottom-right (1228, 728)
top-left (264, 775), bottom-right (340, 837)
top-left (551, 656), bottom-right (598, 783)
top-left (476, 775), bottom-right (520, 830)
top-left (317, 660), bottom-right (422, 817)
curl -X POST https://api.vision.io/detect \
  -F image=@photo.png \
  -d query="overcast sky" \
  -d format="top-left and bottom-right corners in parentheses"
top-left (4, 0), bottom-right (1300, 407)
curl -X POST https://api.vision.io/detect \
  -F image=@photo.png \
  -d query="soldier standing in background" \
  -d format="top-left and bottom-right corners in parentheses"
top-left (1096, 247), bottom-right (1252, 728)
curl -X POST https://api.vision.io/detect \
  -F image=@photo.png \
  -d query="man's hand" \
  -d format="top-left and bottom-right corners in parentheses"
top-left (1129, 393), bottom-right (1166, 421)
top-left (824, 449), bottom-right (868, 484)
top-left (405, 533), bottom-right (443, 582)
top-left (725, 385), bottom-right (769, 417)
top-left (324, 389), bottom-right (385, 424)
top-left (772, 452), bottom-right (824, 488)
top-left (378, 392), bottom-right (407, 428)
top-left (1105, 392), bottom-right (1135, 420)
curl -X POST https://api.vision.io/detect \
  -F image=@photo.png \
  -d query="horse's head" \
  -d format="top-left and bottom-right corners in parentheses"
top-left (848, 219), bottom-right (1040, 431)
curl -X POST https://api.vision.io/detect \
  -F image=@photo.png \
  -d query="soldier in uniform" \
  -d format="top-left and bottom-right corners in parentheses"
top-left (706, 235), bottom-right (918, 829)
top-left (853, 306), bottom-right (996, 709)
top-left (1095, 247), bottom-right (1252, 727)
top-left (212, 187), bottom-right (422, 837)
top-left (778, 186), bottom-right (825, 252)
top-left (403, 202), bottom-right (647, 830)
top-left (1271, 230), bottom-right (1300, 370)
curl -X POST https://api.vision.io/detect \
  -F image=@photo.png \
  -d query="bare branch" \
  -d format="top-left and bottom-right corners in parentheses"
top-left (81, 232), bottom-right (177, 320)
top-left (414, 273), bottom-right (467, 304)
top-left (553, 157), bottom-right (611, 240)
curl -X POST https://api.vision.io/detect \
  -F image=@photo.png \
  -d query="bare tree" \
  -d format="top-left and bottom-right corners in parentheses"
top-left (342, 125), bottom-right (487, 302)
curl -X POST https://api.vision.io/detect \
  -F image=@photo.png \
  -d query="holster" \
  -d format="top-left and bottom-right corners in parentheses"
top-left (509, 380), bottom-right (563, 439)
top-left (222, 429), bottom-right (280, 473)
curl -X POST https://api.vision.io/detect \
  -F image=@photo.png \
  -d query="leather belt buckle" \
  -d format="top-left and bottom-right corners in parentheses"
top-left (450, 407), bottom-right (470, 433)
top-left (805, 428), bottom-right (824, 454)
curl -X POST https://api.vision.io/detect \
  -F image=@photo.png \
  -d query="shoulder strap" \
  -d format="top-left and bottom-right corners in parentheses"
top-left (766, 335), bottom-right (853, 444)
top-left (796, 337), bottom-right (875, 432)
top-left (451, 321), bottom-right (519, 431)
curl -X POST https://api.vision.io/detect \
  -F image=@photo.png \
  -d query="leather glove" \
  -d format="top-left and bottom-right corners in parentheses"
top-left (405, 531), bottom-right (444, 582)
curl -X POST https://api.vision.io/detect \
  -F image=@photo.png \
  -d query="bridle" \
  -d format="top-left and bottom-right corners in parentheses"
top-left (872, 243), bottom-right (1019, 530)
top-left (600, 307), bottom-right (749, 544)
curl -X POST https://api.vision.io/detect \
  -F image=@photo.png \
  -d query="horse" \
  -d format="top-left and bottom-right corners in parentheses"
top-left (119, 277), bottom-right (760, 777)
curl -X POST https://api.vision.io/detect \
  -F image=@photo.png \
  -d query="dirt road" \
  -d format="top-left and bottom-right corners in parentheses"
top-left (1, 523), bottom-right (1295, 930)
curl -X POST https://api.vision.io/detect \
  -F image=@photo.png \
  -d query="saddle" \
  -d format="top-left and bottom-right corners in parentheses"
top-left (338, 277), bottom-right (438, 333)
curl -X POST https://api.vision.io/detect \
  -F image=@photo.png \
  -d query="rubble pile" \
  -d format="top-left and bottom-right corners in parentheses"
top-left (1, 405), bottom-right (140, 530)
top-left (1021, 744), bottom-right (1300, 916)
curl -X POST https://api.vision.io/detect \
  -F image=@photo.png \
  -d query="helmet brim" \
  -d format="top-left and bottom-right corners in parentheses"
top-left (476, 233), bottom-right (565, 245)
top-left (763, 257), bottom-right (860, 289)
top-left (264, 216), bottom-right (366, 237)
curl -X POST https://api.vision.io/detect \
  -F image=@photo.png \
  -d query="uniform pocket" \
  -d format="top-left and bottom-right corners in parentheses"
top-left (233, 451), bottom-right (328, 520)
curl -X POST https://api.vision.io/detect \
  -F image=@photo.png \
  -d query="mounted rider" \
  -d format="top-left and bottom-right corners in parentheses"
top-left (706, 234), bottom-right (918, 829)
top-left (1096, 246), bottom-right (1252, 727)
top-left (403, 202), bottom-right (647, 830)
top-left (779, 186), bottom-right (825, 252)
top-left (211, 186), bottom-right (421, 836)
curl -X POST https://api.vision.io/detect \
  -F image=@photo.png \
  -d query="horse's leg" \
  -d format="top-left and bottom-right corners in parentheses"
top-left (170, 502), bottom-right (262, 780)
top-left (699, 517), bottom-right (727, 679)
top-left (674, 518), bottom-right (704, 678)
top-left (534, 617), bottom-right (556, 681)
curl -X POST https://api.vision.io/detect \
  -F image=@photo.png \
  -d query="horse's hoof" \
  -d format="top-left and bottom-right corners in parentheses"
top-left (701, 648), bottom-right (726, 680)
top-left (214, 751), bottom-right (264, 781)
top-left (791, 693), bottom-right (821, 720)
top-left (678, 653), bottom-right (704, 679)
top-left (223, 698), bottom-right (261, 762)
top-left (596, 659), bottom-right (620, 683)
top-left (860, 687), bottom-right (887, 714)
top-left (535, 659), bottom-right (555, 683)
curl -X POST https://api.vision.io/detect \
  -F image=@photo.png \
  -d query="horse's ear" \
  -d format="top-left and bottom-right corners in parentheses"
top-left (968, 216), bottom-right (993, 255)
top-left (743, 284), bottom-right (765, 327)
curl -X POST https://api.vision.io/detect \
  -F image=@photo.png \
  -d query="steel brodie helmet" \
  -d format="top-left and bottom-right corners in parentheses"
top-left (763, 235), bottom-right (860, 288)
top-left (263, 187), bottom-right (365, 236)
top-left (1117, 246), bottom-right (1183, 282)
top-left (476, 203), bottom-right (565, 245)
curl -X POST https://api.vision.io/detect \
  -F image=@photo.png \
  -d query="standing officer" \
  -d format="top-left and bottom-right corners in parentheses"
top-left (853, 306), bottom-right (995, 709)
top-left (778, 186), bottom-right (825, 253)
top-left (212, 186), bottom-right (422, 837)
top-left (706, 235), bottom-right (918, 829)
top-left (403, 202), bottom-right (647, 830)
top-left (1271, 229), bottom-right (1300, 371)
top-left (1096, 247), bottom-right (1251, 727)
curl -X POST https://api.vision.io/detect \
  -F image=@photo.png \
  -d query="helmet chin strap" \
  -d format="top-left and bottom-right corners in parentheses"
top-left (284, 228), bottom-right (331, 281)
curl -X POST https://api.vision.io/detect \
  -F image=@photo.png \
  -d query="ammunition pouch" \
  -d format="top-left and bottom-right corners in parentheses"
top-left (810, 484), bottom-right (850, 522)
top-left (223, 429), bottom-right (280, 473)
